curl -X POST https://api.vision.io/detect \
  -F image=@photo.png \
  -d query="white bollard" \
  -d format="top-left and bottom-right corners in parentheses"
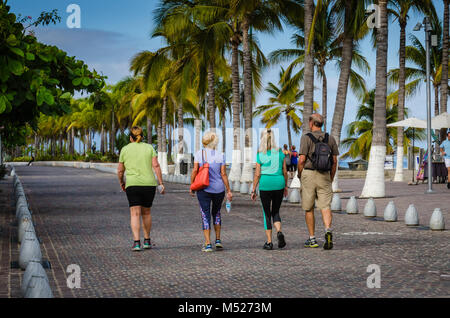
top-left (24, 275), bottom-right (53, 298)
top-left (429, 208), bottom-right (445, 230)
top-left (233, 181), bottom-right (240, 193)
top-left (404, 204), bottom-right (419, 226)
top-left (346, 196), bottom-right (358, 214)
top-left (19, 231), bottom-right (42, 270)
top-left (288, 188), bottom-right (300, 203)
top-left (22, 260), bottom-right (48, 296)
top-left (18, 217), bottom-right (35, 244)
top-left (331, 193), bottom-right (341, 212)
top-left (363, 198), bottom-right (377, 218)
top-left (383, 201), bottom-right (398, 222)
top-left (240, 182), bottom-right (249, 194)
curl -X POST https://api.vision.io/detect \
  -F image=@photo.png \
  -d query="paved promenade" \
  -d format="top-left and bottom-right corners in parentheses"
top-left (1, 165), bottom-right (449, 297)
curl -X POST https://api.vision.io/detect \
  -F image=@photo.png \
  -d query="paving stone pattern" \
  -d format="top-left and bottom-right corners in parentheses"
top-left (0, 166), bottom-right (448, 298)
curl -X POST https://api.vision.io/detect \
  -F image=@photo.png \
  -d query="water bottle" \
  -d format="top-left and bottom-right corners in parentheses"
top-left (157, 185), bottom-right (164, 194)
top-left (225, 200), bottom-right (231, 213)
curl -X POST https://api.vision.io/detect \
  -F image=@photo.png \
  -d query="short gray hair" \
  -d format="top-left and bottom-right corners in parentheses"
top-left (309, 113), bottom-right (324, 128)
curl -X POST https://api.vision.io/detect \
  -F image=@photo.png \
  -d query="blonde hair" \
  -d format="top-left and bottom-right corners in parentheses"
top-left (258, 128), bottom-right (278, 153)
top-left (130, 126), bottom-right (144, 143)
top-left (202, 131), bottom-right (219, 149)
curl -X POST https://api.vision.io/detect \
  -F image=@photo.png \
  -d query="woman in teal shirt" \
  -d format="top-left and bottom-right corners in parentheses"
top-left (251, 129), bottom-right (289, 250)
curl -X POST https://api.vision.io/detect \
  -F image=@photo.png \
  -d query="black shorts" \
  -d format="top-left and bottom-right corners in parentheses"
top-left (289, 164), bottom-right (298, 171)
top-left (125, 186), bottom-right (156, 208)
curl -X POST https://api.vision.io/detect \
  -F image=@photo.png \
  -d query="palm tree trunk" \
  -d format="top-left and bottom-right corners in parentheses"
top-left (435, 84), bottom-right (441, 139)
top-left (286, 115), bottom-right (292, 149)
top-left (174, 103), bottom-right (184, 175)
top-left (100, 125), bottom-right (105, 155)
top-left (147, 117), bottom-right (152, 144)
top-left (222, 112), bottom-right (226, 154)
top-left (434, 84), bottom-right (439, 117)
top-left (194, 115), bottom-right (202, 154)
top-left (230, 37), bottom-right (242, 182)
top-left (303, 0), bottom-right (315, 134)
top-left (331, 0), bottom-right (354, 193)
top-left (241, 19), bottom-right (253, 183)
top-left (441, 0), bottom-right (449, 142)
top-left (59, 133), bottom-right (63, 155)
top-left (110, 105), bottom-right (115, 153)
top-left (321, 66), bottom-right (328, 133)
top-left (361, 0), bottom-right (388, 198)
top-left (207, 62), bottom-right (216, 129)
top-left (394, 21), bottom-right (407, 182)
top-left (160, 97), bottom-right (168, 174)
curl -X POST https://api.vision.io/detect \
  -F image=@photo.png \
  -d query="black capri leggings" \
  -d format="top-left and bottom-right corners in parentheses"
top-left (259, 189), bottom-right (284, 230)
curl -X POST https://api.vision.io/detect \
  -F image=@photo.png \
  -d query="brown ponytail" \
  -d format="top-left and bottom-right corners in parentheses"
top-left (130, 126), bottom-right (144, 143)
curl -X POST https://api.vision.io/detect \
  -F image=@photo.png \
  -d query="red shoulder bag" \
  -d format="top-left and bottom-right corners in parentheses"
top-left (190, 150), bottom-right (210, 191)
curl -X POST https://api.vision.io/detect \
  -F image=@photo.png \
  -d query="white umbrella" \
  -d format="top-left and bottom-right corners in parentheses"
top-left (431, 112), bottom-right (450, 129)
top-left (387, 117), bottom-right (427, 184)
top-left (387, 117), bottom-right (427, 128)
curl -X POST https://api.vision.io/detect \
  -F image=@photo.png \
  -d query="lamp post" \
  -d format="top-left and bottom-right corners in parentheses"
top-left (413, 17), bottom-right (435, 193)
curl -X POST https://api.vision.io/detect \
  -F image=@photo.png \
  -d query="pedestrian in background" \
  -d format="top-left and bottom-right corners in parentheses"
top-left (117, 126), bottom-right (165, 251)
top-left (190, 131), bottom-right (232, 252)
top-left (251, 129), bottom-right (288, 250)
top-left (282, 144), bottom-right (291, 177)
top-left (298, 114), bottom-right (338, 250)
top-left (290, 145), bottom-right (298, 177)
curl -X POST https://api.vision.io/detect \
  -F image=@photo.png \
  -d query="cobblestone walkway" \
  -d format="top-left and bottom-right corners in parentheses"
top-left (1, 166), bottom-right (449, 297)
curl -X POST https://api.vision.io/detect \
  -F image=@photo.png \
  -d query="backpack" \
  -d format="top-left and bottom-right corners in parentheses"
top-left (306, 133), bottom-right (333, 172)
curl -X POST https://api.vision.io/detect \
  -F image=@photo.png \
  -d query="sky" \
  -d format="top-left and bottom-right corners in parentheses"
top-left (9, 0), bottom-right (446, 160)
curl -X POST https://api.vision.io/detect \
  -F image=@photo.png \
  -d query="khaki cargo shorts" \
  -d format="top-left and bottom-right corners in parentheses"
top-left (300, 169), bottom-right (332, 211)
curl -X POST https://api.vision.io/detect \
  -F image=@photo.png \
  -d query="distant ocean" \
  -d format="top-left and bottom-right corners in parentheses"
top-left (339, 157), bottom-right (409, 169)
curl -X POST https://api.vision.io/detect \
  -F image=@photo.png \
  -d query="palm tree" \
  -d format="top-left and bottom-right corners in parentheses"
top-left (390, 0), bottom-right (432, 182)
top-left (388, 13), bottom-right (447, 123)
top-left (361, 0), bottom-right (388, 198)
top-left (341, 89), bottom-right (425, 160)
top-left (269, 0), bottom-right (369, 134)
top-left (254, 67), bottom-right (317, 148)
top-left (303, 0), bottom-right (315, 135)
top-left (329, 0), bottom-right (370, 192)
top-left (441, 0), bottom-right (449, 142)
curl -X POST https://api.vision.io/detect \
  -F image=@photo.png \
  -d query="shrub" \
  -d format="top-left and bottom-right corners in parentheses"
top-left (12, 156), bottom-right (32, 162)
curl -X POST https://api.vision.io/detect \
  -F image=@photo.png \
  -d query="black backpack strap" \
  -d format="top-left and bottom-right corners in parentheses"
top-left (306, 133), bottom-right (319, 144)
top-left (323, 133), bottom-right (329, 144)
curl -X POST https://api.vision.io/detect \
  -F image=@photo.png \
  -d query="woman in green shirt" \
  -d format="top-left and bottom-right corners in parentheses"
top-left (251, 129), bottom-right (288, 250)
top-left (117, 126), bottom-right (165, 251)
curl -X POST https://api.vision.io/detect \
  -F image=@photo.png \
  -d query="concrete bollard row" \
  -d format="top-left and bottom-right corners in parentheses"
top-left (405, 204), bottom-right (419, 226)
top-left (287, 188), bottom-right (300, 203)
top-left (9, 166), bottom-right (53, 298)
top-left (21, 259), bottom-right (49, 297)
top-left (240, 182), bottom-right (249, 194)
top-left (346, 196), bottom-right (358, 214)
top-left (331, 194), bottom-right (341, 212)
top-left (363, 198), bottom-right (377, 218)
top-left (383, 201), bottom-right (398, 222)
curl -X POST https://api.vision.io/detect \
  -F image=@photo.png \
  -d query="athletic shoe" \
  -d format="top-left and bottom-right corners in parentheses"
top-left (132, 241), bottom-right (142, 251)
top-left (263, 242), bottom-right (273, 250)
top-left (143, 238), bottom-right (152, 249)
top-left (215, 239), bottom-right (223, 250)
top-left (202, 244), bottom-right (213, 252)
top-left (323, 231), bottom-right (333, 250)
top-left (277, 231), bottom-right (286, 249)
top-left (304, 237), bottom-right (319, 248)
